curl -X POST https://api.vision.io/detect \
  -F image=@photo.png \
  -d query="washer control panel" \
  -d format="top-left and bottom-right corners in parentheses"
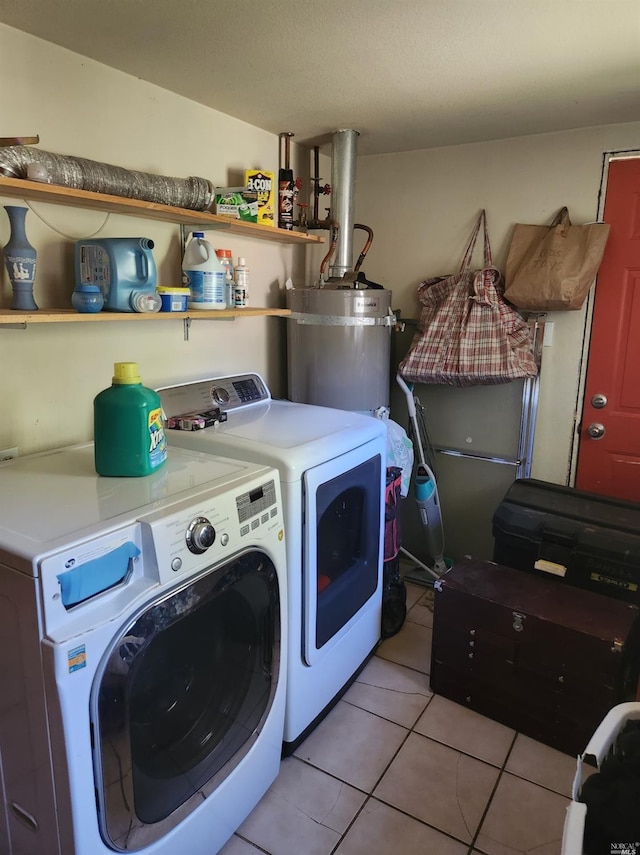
top-left (236, 479), bottom-right (277, 523)
top-left (141, 472), bottom-right (281, 584)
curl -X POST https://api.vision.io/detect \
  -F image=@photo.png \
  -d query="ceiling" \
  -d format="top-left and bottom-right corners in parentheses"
top-left (1, 0), bottom-right (639, 156)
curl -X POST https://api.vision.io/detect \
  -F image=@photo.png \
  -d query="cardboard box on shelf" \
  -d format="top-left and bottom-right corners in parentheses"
top-left (214, 187), bottom-right (259, 223)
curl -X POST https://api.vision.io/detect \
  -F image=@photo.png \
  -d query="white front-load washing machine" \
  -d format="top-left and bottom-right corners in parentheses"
top-left (157, 373), bottom-right (385, 754)
top-left (0, 443), bottom-right (287, 854)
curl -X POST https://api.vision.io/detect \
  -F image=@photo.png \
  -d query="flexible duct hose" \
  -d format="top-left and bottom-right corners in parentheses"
top-left (0, 146), bottom-right (213, 211)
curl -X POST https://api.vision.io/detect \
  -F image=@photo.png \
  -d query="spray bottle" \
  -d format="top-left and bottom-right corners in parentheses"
top-left (216, 248), bottom-right (234, 307)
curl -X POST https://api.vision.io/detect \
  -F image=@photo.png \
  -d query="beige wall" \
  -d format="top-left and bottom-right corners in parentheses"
top-left (2, 22), bottom-right (640, 488)
top-left (0, 24), bottom-right (311, 456)
top-left (355, 125), bottom-right (640, 484)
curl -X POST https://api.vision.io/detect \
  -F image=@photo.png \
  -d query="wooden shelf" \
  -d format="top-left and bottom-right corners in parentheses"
top-left (0, 176), bottom-right (324, 245)
top-left (0, 307), bottom-right (292, 326)
top-left (0, 175), bottom-right (306, 331)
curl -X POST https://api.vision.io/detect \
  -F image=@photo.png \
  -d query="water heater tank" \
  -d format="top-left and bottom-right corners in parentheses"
top-left (286, 285), bottom-right (393, 414)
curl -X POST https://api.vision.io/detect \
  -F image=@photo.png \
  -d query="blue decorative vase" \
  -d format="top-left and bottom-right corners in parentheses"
top-left (3, 205), bottom-right (39, 311)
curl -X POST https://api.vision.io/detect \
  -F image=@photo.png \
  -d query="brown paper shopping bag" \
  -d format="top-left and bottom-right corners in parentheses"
top-left (504, 207), bottom-right (610, 311)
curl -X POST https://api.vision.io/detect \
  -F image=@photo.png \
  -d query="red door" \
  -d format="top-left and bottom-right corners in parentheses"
top-left (575, 157), bottom-right (640, 501)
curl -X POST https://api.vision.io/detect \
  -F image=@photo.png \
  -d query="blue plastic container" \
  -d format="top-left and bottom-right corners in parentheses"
top-left (157, 286), bottom-right (190, 312)
top-left (75, 237), bottom-right (158, 312)
top-left (71, 282), bottom-right (104, 313)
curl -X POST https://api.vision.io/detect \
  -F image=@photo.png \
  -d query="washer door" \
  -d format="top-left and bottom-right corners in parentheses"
top-left (91, 550), bottom-right (280, 851)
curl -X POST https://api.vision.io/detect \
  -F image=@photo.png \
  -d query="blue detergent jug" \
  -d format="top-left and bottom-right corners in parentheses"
top-left (75, 238), bottom-right (159, 312)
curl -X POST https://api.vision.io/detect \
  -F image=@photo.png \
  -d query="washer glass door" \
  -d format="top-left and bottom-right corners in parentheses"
top-left (91, 550), bottom-right (280, 851)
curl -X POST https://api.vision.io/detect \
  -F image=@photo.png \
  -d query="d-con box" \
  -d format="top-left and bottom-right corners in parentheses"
top-left (245, 170), bottom-right (275, 226)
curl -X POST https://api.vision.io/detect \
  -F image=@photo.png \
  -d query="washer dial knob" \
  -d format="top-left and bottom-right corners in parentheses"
top-left (186, 517), bottom-right (216, 554)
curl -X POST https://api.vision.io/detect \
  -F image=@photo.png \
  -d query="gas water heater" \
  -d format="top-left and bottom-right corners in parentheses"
top-left (286, 129), bottom-right (393, 415)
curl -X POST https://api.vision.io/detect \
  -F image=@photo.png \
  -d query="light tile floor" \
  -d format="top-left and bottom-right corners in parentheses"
top-left (220, 581), bottom-right (578, 855)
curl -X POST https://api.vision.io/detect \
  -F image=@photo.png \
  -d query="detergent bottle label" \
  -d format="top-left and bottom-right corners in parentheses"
top-left (149, 408), bottom-right (167, 469)
top-left (79, 245), bottom-right (111, 296)
top-left (184, 269), bottom-right (205, 301)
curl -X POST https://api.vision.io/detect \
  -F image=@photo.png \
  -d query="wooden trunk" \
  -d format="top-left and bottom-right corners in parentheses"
top-left (430, 559), bottom-right (640, 756)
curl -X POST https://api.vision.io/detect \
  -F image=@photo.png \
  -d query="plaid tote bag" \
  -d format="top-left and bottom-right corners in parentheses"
top-left (399, 211), bottom-right (538, 386)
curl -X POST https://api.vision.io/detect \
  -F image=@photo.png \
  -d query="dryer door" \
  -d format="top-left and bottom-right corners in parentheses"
top-left (302, 440), bottom-right (383, 666)
top-left (91, 549), bottom-right (281, 851)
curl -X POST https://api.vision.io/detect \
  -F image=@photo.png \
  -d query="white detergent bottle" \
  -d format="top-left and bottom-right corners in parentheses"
top-left (234, 256), bottom-right (249, 307)
top-left (182, 231), bottom-right (226, 310)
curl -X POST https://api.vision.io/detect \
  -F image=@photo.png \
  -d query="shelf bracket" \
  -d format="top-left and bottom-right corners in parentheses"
top-left (183, 317), bottom-right (191, 341)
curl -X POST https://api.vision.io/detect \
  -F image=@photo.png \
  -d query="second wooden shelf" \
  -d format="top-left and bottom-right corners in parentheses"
top-left (0, 307), bottom-right (291, 326)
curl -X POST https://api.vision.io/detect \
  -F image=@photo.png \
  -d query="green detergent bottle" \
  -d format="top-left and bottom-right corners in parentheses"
top-left (94, 362), bottom-right (167, 476)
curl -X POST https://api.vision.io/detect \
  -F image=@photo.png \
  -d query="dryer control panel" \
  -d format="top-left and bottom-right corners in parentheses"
top-left (211, 374), bottom-right (269, 409)
top-left (158, 373), bottom-right (271, 419)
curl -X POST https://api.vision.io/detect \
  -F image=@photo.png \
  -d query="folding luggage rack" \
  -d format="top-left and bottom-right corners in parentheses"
top-left (394, 316), bottom-right (546, 577)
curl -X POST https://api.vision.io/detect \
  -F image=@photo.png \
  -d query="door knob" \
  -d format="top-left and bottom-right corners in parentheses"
top-left (587, 422), bottom-right (606, 439)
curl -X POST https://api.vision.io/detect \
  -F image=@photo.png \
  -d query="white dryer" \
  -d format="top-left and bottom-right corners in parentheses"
top-left (0, 443), bottom-right (287, 854)
top-left (157, 373), bottom-right (385, 753)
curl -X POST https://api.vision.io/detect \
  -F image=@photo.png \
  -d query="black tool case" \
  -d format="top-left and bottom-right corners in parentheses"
top-left (492, 478), bottom-right (640, 605)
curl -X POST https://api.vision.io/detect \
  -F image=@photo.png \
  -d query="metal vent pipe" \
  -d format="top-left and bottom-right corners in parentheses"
top-left (329, 129), bottom-right (359, 278)
top-left (0, 145), bottom-right (213, 211)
